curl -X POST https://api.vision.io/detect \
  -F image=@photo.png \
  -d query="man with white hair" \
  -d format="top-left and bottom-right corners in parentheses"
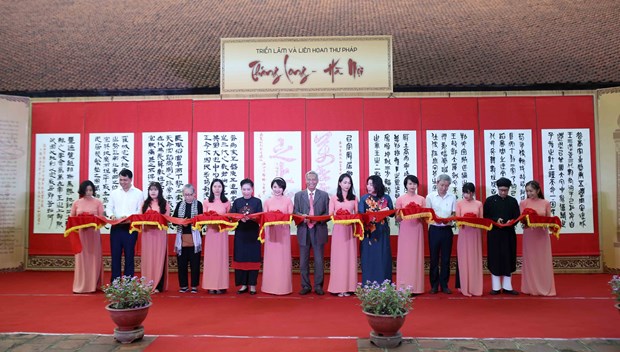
top-left (294, 171), bottom-right (330, 295)
top-left (425, 174), bottom-right (456, 294)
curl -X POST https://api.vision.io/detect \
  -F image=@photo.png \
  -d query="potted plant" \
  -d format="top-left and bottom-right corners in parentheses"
top-left (102, 276), bottom-right (153, 343)
top-left (609, 275), bottom-right (620, 312)
top-left (355, 280), bottom-right (413, 348)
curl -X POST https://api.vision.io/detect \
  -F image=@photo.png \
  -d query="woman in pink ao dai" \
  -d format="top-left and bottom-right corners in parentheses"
top-left (261, 177), bottom-right (294, 295)
top-left (140, 182), bottom-right (171, 293)
top-left (455, 182), bottom-right (484, 297)
top-left (520, 180), bottom-right (556, 296)
top-left (70, 180), bottom-right (105, 293)
top-left (327, 173), bottom-right (359, 296)
top-left (202, 179), bottom-right (231, 294)
top-left (395, 175), bottom-right (426, 294)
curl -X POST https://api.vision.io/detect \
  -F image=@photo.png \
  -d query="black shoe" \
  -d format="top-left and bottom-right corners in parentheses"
top-left (315, 287), bottom-right (325, 295)
top-left (179, 287), bottom-right (189, 293)
top-left (299, 287), bottom-right (312, 295)
top-left (503, 289), bottom-right (519, 295)
top-left (237, 287), bottom-right (248, 294)
top-left (208, 290), bottom-right (216, 294)
top-left (442, 288), bottom-right (452, 294)
top-left (430, 288), bottom-right (438, 294)
top-left (489, 290), bottom-right (501, 295)
top-left (250, 289), bottom-right (257, 295)
top-left (216, 289), bottom-right (227, 295)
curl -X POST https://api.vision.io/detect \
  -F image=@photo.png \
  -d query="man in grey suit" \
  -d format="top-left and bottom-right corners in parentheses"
top-left (294, 170), bottom-right (330, 295)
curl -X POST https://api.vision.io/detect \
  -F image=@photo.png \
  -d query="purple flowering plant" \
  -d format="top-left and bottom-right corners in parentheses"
top-left (355, 279), bottom-right (413, 316)
top-left (610, 275), bottom-right (620, 302)
top-left (102, 275), bottom-right (153, 309)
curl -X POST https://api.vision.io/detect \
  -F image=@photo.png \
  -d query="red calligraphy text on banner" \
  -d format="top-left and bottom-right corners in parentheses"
top-left (348, 59), bottom-right (364, 78)
top-left (324, 59), bottom-right (343, 83)
top-left (248, 55), bottom-right (314, 85)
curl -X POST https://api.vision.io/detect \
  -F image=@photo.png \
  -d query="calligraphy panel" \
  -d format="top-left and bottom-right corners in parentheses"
top-left (484, 130), bottom-right (533, 200)
top-left (541, 129), bottom-right (594, 233)
top-left (253, 131), bottom-right (302, 200)
top-left (89, 133), bottom-right (134, 207)
top-left (197, 132), bottom-right (245, 202)
top-left (311, 131), bottom-right (359, 196)
top-left (425, 130), bottom-right (475, 198)
top-left (142, 132), bottom-right (189, 209)
top-left (0, 96), bottom-right (29, 269)
top-left (34, 134), bottom-right (80, 233)
top-left (368, 130), bottom-right (417, 200)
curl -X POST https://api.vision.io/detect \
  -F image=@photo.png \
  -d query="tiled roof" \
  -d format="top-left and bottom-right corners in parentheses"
top-left (0, 0), bottom-right (619, 95)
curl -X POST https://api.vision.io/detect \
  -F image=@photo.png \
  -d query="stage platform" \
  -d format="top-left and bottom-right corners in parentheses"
top-left (0, 271), bottom-right (618, 352)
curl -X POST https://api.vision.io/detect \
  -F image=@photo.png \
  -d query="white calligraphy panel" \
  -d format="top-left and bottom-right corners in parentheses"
top-left (368, 131), bottom-right (417, 200)
top-left (142, 132), bottom-right (189, 210)
top-left (311, 131), bottom-right (359, 197)
top-left (34, 134), bottom-right (81, 233)
top-left (541, 129), bottom-right (594, 233)
top-left (426, 130), bottom-right (475, 199)
top-left (89, 133), bottom-right (134, 208)
top-left (253, 131), bottom-right (302, 201)
top-left (484, 130), bottom-right (533, 200)
top-left (197, 132), bottom-right (245, 202)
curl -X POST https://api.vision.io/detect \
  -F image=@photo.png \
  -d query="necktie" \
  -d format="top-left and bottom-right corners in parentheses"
top-left (308, 192), bottom-right (315, 229)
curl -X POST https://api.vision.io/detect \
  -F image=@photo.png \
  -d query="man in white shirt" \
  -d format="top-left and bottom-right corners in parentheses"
top-left (425, 174), bottom-right (457, 294)
top-left (106, 169), bottom-right (143, 281)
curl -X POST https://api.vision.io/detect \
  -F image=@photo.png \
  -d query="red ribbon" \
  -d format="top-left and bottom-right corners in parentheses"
top-left (64, 213), bottom-right (107, 255)
top-left (331, 209), bottom-right (365, 240)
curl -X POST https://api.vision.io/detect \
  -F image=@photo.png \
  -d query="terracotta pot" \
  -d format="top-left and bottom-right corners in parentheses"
top-left (105, 303), bottom-right (151, 331)
top-left (363, 311), bottom-right (408, 337)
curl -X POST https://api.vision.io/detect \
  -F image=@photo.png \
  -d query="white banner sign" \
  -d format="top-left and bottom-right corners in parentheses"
top-left (311, 131), bottom-right (359, 196)
top-left (484, 130), bottom-right (533, 200)
top-left (221, 36), bottom-right (393, 94)
top-left (369, 130), bottom-right (417, 200)
top-left (197, 132), bottom-right (245, 202)
top-left (34, 134), bottom-right (80, 233)
top-left (426, 130), bottom-right (475, 199)
top-left (142, 132), bottom-right (189, 210)
top-left (541, 129), bottom-right (594, 233)
top-left (254, 131), bottom-right (302, 201)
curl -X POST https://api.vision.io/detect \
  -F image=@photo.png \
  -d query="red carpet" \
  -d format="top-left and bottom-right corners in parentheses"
top-left (0, 271), bottom-right (618, 351)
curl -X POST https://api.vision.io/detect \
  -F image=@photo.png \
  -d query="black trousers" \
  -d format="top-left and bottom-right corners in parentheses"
top-left (428, 225), bottom-right (454, 290)
top-left (178, 247), bottom-right (200, 288)
top-left (235, 269), bottom-right (259, 286)
top-left (110, 224), bottom-right (137, 281)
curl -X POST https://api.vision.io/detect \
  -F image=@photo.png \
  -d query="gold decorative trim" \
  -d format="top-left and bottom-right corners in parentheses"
top-left (27, 255), bottom-right (602, 274)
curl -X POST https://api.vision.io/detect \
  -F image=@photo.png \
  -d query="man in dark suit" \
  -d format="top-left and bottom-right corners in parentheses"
top-left (294, 170), bottom-right (330, 295)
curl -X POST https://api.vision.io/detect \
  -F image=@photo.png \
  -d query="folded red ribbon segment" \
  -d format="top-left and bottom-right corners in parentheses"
top-left (331, 209), bottom-right (365, 240)
top-left (64, 213), bottom-right (107, 254)
top-left (257, 210), bottom-right (293, 243)
top-left (128, 210), bottom-right (170, 233)
top-left (192, 210), bottom-right (240, 233)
